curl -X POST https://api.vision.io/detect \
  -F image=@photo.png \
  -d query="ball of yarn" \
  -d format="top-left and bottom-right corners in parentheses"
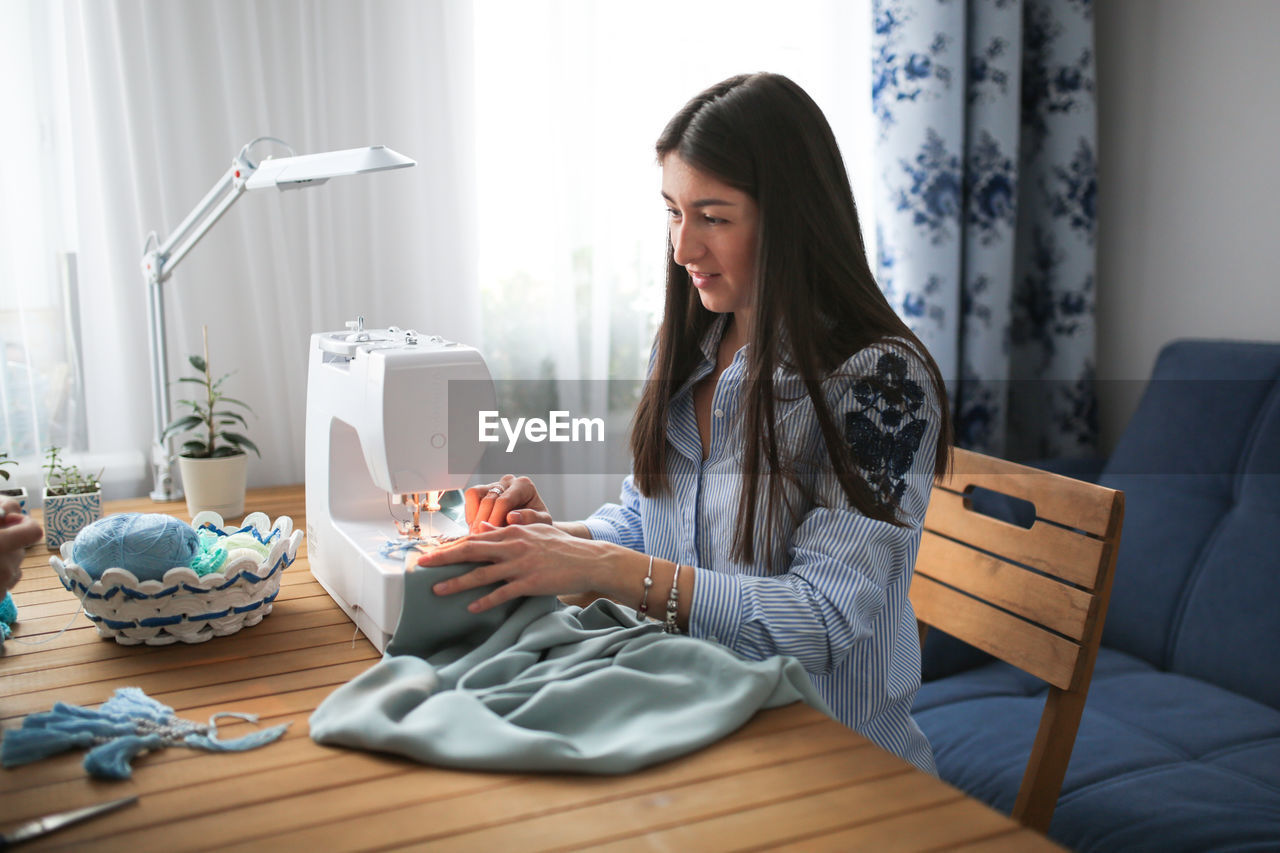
top-left (72, 513), bottom-right (200, 581)
top-left (0, 591), bottom-right (16, 640)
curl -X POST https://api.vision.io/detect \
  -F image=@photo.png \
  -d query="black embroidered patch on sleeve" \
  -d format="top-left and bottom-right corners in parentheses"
top-left (843, 352), bottom-right (928, 511)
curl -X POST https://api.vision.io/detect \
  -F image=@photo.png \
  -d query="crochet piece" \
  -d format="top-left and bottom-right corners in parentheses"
top-left (1, 687), bottom-right (289, 779)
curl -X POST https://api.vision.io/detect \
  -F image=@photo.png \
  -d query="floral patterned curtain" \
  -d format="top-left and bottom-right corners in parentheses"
top-left (872, 0), bottom-right (1097, 458)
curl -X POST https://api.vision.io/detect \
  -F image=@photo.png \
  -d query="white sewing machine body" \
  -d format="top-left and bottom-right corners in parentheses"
top-left (304, 321), bottom-right (494, 652)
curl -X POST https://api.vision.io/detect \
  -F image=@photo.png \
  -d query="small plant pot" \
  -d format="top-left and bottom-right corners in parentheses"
top-left (43, 488), bottom-right (102, 550)
top-left (179, 453), bottom-right (248, 520)
top-left (1, 486), bottom-right (28, 514)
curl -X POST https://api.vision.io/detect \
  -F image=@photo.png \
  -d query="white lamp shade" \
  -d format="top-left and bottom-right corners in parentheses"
top-left (245, 145), bottom-right (416, 190)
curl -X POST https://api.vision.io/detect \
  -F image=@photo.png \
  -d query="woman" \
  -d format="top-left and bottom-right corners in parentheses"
top-left (419, 72), bottom-right (952, 774)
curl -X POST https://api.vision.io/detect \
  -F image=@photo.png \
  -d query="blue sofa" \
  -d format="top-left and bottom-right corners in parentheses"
top-left (914, 339), bottom-right (1280, 851)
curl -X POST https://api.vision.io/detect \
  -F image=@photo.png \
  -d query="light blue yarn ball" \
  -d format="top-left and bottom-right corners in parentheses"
top-left (72, 513), bottom-right (200, 581)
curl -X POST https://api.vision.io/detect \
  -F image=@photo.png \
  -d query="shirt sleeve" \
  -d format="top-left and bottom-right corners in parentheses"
top-left (582, 473), bottom-right (645, 552)
top-left (689, 343), bottom-right (941, 676)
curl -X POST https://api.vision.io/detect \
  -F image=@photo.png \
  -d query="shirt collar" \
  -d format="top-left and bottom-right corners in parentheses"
top-left (697, 313), bottom-right (731, 363)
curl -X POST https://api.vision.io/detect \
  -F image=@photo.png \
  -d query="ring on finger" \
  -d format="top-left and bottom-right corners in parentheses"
top-left (486, 486), bottom-right (504, 498)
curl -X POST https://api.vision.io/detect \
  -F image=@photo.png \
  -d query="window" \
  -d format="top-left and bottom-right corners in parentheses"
top-left (472, 0), bottom-right (877, 395)
top-left (0, 1), bottom-right (87, 466)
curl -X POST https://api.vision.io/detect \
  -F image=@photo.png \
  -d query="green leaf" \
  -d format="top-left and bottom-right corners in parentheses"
top-left (182, 441), bottom-right (210, 456)
top-left (188, 354), bottom-right (208, 372)
top-left (210, 446), bottom-right (243, 458)
top-left (217, 413), bottom-right (248, 427)
top-left (218, 431), bottom-right (261, 457)
top-left (162, 415), bottom-right (204, 440)
top-left (176, 377), bottom-right (208, 386)
top-left (219, 396), bottom-right (253, 412)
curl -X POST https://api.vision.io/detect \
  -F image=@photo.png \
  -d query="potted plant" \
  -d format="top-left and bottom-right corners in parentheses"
top-left (0, 452), bottom-right (25, 512)
top-left (42, 446), bottom-right (103, 549)
top-left (163, 326), bottom-right (260, 519)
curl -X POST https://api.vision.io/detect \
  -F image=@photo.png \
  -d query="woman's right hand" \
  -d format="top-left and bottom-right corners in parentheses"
top-left (0, 500), bottom-right (44, 593)
top-left (463, 475), bottom-right (552, 531)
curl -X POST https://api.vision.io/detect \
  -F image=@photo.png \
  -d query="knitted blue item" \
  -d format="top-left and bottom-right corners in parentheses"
top-left (72, 513), bottom-right (200, 581)
top-left (1, 686), bottom-right (290, 779)
top-left (0, 590), bottom-right (16, 640)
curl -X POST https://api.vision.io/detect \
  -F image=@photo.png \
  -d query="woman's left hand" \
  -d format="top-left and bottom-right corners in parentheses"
top-left (417, 522), bottom-right (615, 613)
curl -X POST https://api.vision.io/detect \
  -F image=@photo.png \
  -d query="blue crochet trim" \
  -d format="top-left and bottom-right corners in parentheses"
top-left (198, 521), bottom-right (280, 544)
top-left (0, 687), bottom-right (289, 779)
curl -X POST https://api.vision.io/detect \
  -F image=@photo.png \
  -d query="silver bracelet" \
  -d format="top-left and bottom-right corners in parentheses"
top-left (663, 563), bottom-right (682, 634)
top-left (637, 554), bottom-right (655, 619)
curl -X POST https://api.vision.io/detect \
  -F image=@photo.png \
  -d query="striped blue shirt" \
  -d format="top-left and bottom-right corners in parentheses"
top-left (584, 314), bottom-right (939, 774)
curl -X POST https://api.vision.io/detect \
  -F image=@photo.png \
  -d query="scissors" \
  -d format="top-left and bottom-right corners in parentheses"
top-left (0, 795), bottom-right (138, 848)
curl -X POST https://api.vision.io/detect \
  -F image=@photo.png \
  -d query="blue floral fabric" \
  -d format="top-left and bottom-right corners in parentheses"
top-left (873, 0), bottom-right (1098, 458)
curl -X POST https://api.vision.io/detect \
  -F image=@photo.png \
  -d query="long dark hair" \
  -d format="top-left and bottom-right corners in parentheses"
top-left (631, 72), bottom-right (952, 567)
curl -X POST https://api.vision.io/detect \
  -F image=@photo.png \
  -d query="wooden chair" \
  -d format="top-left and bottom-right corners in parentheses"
top-left (911, 447), bottom-right (1125, 833)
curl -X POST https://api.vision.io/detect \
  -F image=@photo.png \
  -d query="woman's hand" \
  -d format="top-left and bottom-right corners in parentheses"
top-left (463, 475), bottom-right (552, 532)
top-left (0, 501), bottom-right (44, 593)
top-left (417, 521), bottom-right (615, 613)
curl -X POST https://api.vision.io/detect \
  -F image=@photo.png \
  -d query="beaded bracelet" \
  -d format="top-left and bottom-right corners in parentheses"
top-left (637, 554), bottom-right (655, 619)
top-left (663, 563), bottom-right (682, 634)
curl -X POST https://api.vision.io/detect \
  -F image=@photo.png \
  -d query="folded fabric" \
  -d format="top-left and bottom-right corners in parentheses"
top-left (309, 562), bottom-right (832, 773)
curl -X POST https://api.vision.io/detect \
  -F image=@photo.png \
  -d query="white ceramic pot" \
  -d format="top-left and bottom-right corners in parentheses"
top-left (179, 453), bottom-right (248, 520)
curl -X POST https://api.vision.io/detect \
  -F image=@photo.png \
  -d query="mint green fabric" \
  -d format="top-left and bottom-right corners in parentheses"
top-left (309, 561), bottom-right (832, 773)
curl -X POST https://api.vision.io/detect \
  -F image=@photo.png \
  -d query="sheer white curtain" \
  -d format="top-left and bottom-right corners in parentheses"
top-left (58, 0), bottom-right (477, 495)
top-left (9, 0), bottom-right (876, 509)
top-left (0, 1), bottom-right (85, 489)
top-left (472, 0), bottom-right (875, 519)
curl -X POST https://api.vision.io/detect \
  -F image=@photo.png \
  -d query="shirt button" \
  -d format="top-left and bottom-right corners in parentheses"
top-left (713, 408), bottom-right (724, 418)
top-left (710, 636), bottom-right (719, 643)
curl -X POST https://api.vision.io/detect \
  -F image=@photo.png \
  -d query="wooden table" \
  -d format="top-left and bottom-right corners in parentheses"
top-left (1, 486), bottom-right (1058, 851)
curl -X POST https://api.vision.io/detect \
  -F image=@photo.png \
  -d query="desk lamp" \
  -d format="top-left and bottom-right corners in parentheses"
top-left (141, 137), bottom-right (415, 500)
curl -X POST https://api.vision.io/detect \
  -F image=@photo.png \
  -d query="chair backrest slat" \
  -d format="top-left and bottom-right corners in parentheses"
top-left (924, 488), bottom-right (1107, 590)
top-left (917, 530), bottom-right (1094, 641)
top-left (912, 574), bottom-right (1080, 690)
top-left (948, 453), bottom-right (1116, 536)
top-left (912, 447), bottom-right (1125, 833)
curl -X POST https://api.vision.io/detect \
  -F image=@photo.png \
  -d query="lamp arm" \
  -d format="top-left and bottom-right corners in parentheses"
top-left (141, 152), bottom-right (257, 500)
top-left (146, 154), bottom-right (255, 284)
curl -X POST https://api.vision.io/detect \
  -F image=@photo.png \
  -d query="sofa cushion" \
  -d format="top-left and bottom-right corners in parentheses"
top-left (913, 647), bottom-right (1280, 852)
top-left (1097, 340), bottom-right (1280, 700)
top-left (1162, 384), bottom-right (1280, 710)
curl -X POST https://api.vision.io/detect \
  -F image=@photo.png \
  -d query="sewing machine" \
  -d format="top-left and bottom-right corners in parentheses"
top-left (304, 318), bottom-right (495, 652)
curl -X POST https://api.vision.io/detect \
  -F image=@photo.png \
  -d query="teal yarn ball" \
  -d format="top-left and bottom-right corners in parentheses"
top-left (0, 591), bottom-right (16, 639)
top-left (72, 513), bottom-right (200, 581)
